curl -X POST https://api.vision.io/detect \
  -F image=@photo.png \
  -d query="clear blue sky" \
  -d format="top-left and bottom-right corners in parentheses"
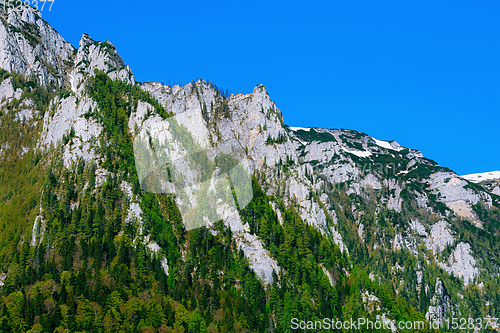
top-left (42, 0), bottom-right (499, 175)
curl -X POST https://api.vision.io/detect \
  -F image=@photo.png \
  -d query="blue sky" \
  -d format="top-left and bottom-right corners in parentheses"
top-left (42, 0), bottom-right (499, 175)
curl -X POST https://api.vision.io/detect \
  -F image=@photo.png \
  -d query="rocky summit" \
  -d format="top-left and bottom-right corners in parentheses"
top-left (0, 4), bottom-right (499, 333)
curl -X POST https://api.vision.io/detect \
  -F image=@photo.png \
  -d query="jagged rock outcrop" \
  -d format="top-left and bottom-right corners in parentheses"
top-left (426, 278), bottom-right (452, 326)
top-left (0, 5), bottom-right (74, 87)
top-left (69, 34), bottom-right (134, 95)
top-left (438, 242), bottom-right (479, 286)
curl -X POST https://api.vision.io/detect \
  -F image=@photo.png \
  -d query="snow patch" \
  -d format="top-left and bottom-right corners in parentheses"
top-left (340, 146), bottom-right (372, 158)
top-left (373, 138), bottom-right (403, 151)
top-left (461, 171), bottom-right (500, 183)
top-left (289, 126), bottom-right (311, 132)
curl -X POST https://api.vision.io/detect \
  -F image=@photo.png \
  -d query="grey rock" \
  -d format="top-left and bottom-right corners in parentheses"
top-left (426, 278), bottom-right (452, 326)
top-left (0, 5), bottom-right (74, 87)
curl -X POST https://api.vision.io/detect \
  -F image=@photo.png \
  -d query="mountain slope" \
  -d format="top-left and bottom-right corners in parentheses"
top-left (462, 171), bottom-right (500, 196)
top-left (1, 4), bottom-right (500, 333)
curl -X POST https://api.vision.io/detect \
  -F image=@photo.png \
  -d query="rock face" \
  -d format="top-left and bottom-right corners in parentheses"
top-left (0, 4), bottom-right (135, 90)
top-left (462, 171), bottom-right (500, 197)
top-left (427, 172), bottom-right (492, 227)
top-left (493, 186), bottom-right (500, 196)
top-left (133, 80), bottom-right (497, 320)
top-left (0, 5), bottom-right (74, 87)
top-left (138, 82), bottom-right (284, 283)
top-left (424, 220), bottom-right (454, 255)
top-left (438, 242), bottom-right (479, 286)
top-left (40, 95), bottom-right (102, 168)
top-left (2, 7), bottom-right (500, 321)
top-left (0, 76), bottom-right (22, 102)
top-left (69, 34), bottom-right (134, 94)
top-left (426, 278), bottom-right (452, 326)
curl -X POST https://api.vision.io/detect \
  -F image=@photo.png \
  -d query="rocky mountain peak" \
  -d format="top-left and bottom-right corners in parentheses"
top-left (0, 4), bottom-right (74, 88)
top-left (79, 33), bottom-right (94, 49)
top-left (69, 33), bottom-right (134, 94)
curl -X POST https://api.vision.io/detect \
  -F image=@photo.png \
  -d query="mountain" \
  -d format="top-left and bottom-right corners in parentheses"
top-left (1, 4), bottom-right (500, 333)
top-left (462, 171), bottom-right (500, 196)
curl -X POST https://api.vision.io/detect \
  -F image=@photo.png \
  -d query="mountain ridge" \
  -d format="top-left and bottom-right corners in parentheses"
top-left (0, 4), bottom-right (500, 332)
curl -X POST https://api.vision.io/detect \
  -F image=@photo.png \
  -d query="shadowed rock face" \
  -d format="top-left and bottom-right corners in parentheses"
top-left (426, 278), bottom-right (452, 325)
